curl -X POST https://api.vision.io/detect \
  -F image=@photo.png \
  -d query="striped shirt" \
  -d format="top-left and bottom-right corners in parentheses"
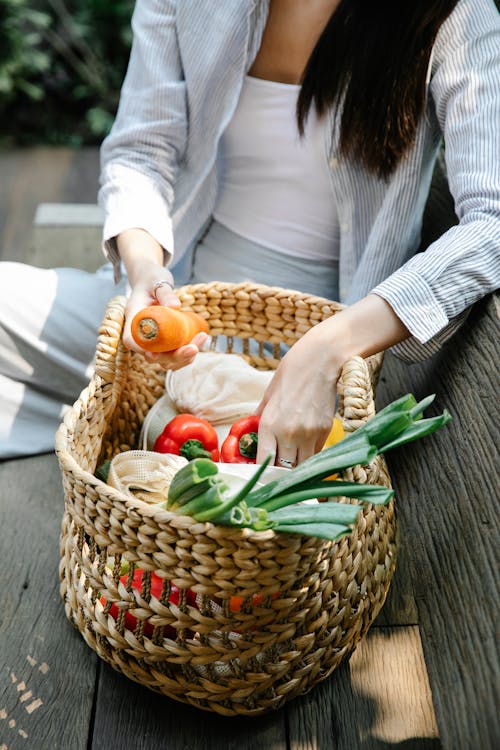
top-left (99, 0), bottom-right (500, 362)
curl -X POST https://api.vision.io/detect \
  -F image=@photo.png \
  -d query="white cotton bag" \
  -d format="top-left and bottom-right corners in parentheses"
top-left (140, 352), bottom-right (273, 450)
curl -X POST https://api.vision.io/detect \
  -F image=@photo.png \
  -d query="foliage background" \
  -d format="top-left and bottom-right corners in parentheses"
top-left (3, 0), bottom-right (499, 148)
top-left (0, 0), bottom-right (134, 146)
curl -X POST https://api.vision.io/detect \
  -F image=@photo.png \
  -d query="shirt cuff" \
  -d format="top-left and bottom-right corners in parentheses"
top-left (99, 164), bottom-right (175, 282)
top-left (372, 269), bottom-right (450, 344)
top-left (390, 308), bottom-right (470, 363)
top-left (102, 214), bottom-right (174, 284)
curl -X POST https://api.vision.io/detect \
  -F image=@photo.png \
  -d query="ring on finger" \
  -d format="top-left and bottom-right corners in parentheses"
top-left (278, 457), bottom-right (295, 469)
top-left (152, 279), bottom-right (173, 298)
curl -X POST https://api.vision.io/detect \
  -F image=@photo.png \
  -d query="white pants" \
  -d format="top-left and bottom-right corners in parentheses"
top-left (0, 222), bottom-right (339, 459)
top-left (0, 262), bottom-right (128, 458)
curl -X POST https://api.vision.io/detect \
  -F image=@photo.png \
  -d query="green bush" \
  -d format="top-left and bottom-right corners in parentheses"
top-left (0, 0), bottom-right (134, 146)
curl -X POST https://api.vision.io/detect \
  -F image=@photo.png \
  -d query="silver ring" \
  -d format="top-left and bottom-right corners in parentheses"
top-left (278, 458), bottom-right (295, 469)
top-left (152, 279), bottom-right (173, 297)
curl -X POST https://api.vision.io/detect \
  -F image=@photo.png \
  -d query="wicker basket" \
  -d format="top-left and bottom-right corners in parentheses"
top-left (56, 282), bottom-right (397, 717)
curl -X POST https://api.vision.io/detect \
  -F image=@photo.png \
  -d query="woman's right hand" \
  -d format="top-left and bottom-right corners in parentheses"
top-left (118, 229), bottom-right (208, 370)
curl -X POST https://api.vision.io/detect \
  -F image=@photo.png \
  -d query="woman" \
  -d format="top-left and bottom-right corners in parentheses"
top-left (1, 0), bottom-right (499, 462)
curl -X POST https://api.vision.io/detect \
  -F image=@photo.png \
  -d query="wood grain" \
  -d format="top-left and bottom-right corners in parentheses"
top-left (373, 528), bottom-right (419, 628)
top-left (91, 662), bottom-right (287, 749)
top-left (0, 147), bottom-right (99, 263)
top-left (286, 626), bottom-right (440, 750)
top-left (376, 293), bottom-right (500, 750)
top-left (0, 454), bottom-right (97, 750)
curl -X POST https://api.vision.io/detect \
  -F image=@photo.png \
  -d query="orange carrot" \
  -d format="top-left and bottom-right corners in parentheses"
top-left (131, 305), bottom-right (209, 352)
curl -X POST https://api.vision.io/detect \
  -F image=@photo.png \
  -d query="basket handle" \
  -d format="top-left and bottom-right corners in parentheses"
top-left (337, 355), bottom-right (381, 432)
top-left (94, 295), bottom-right (381, 427)
top-left (94, 295), bottom-right (128, 384)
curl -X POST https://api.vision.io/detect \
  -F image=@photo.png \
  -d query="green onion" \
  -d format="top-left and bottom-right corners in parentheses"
top-left (192, 456), bottom-right (272, 522)
top-left (244, 436), bottom-right (376, 509)
top-left (226, 500), bottom-right (365, 538)
top-left (164, 393), bottom-right (451, 541)
top-left (377, 411), bottom-right (452, 452)
top-left (168, 458), bottom-right (219, 505)
top-left (244, 394), bottom-right (445, 510)
top-left (264, 502), bottom-right (363, 526)
top-left (270, 523), bottom-right (351, 542)
top-left (254, 480), bottom-right (393, 513)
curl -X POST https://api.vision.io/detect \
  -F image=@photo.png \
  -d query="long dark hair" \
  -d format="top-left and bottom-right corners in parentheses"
top-left (297, 0), bottom-right (459, 178)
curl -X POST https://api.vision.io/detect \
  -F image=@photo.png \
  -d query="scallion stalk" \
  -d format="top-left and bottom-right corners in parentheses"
top-left (255, 480), bottom-right (393, 513)
top-left (376, 411), bottom-right (452, 452)
top-left (244, 437), bottom-right (376, 508)
top-left (190, 455), bottom-right (272, 522)
top-left (271, 522), bottom-right (351, 541)
top-left (265, 502), bottom-right (364, 526)
top-left (164, 392), bottom-right (451, 541)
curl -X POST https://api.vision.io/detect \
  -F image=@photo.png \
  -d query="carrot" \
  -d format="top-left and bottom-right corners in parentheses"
top-left (131, 305), bottom-right (209, 352)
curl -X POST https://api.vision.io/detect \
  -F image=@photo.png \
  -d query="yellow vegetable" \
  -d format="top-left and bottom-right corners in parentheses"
top-left (321, 417), bottom-right (345, 483)
top-left (322, 417), bottom-right (345, 449)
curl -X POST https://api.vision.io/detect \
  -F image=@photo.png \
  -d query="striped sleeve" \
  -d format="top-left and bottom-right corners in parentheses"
top-left (373, 0), bottom-right (500, 360)
top-left (98, 0), bottom-right (187, 279)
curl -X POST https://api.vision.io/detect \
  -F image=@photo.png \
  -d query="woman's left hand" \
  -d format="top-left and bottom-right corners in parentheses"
top-left (255, 318), bottom-right (344, 466)
top-left (117, 228), bottom-right (208, 371)
top-left (123, 266), bottom-right (208, 371)
top-left (255, 293), bottom-right (411, 466)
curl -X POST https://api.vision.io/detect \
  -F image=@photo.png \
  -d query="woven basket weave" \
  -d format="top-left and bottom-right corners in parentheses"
top-left (56, 282), bottom-right (397, 717)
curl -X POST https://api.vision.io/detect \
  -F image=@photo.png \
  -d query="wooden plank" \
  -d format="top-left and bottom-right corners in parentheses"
top-left (349, 627), bottom-right (439, 747)
top-left (375, 293), bottom-right (499, 750)
top-left (334, 147), bottom-right (456, 633)
top-left (0, 148), bottom-right (73, 263)
top-left (373, 530), bottom-right (419, 628)
top-left (90, 662), bottom-right (287, 749)
top-left (0, 147), bottom-right (100, 264)
top-left (60, 147), bottom-right (100, 204)
top-left (287, 626), bottom-right (440, 750)
top-left (0, 454), bottom-right (97, 750)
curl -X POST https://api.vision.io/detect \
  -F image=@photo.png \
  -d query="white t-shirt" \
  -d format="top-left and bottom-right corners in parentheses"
top-left (214, 75), bottom-right (339, 262)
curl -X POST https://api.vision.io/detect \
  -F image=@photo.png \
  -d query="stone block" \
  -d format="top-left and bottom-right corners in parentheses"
top-left (29, 203), bottom-right (104, 271)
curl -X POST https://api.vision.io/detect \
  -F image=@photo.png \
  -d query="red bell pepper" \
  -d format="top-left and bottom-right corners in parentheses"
top-left (154, 413), bottom-right (220, 461)
top-left (220, 415), bottom-right (260, 463)
top-left (100, 568), bottom-right (197, 638)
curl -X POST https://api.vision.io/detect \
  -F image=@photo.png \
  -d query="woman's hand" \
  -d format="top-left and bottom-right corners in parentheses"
top-left (256, 294), bottom-right (411, 466)
top-left (256, 319), bottom-right (343, 466)
top-left (118, 229), bottom-right (208, 370)
top-left (123, 266), bottom-right (208, 371)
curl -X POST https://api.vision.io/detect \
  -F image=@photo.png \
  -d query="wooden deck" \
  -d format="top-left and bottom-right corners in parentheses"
top-left (0, 148), bottom-right (498, 749)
